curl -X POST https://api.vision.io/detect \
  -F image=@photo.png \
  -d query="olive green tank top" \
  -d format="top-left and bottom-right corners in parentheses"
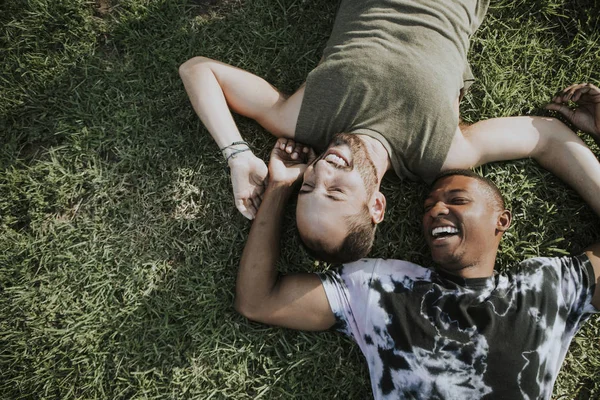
top-left (295, 0), bottom-right (489, 183)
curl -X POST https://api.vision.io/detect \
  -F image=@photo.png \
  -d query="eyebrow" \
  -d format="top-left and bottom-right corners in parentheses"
top-left (298, 191), bottom-right (344, 201)
top-left (447, 189), bottom-right (469, 195)
top-left (425, 188), bottom-right (469, 201)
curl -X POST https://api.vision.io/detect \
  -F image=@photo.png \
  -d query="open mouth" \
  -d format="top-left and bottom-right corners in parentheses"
top-left (323, 147), bottom-right (351, 168)
top-left (324, 152), bottom-right (348, 167)
top-left (431, 226), bottom-right (459, 240)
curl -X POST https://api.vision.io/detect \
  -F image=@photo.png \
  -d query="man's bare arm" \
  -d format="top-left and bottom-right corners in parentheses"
top-left (557, 83), bottom-right (600, 309)
top-left (179, 57), bottom-right (305, 219)
top-left (235, 139), bottom-right (335, 331)
top-left (443, 86), bottom-right (600, 217)
top-left (179, 57), bottom-right (303, 141)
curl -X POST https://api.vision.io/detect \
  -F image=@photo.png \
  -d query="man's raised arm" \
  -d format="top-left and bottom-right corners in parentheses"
top-left (179, 57), bottom-right (304, 219)
top-left (549, 83), bottom-right (600, 309)
top-left (234, 138), bottom-right (336, 331)
top-left (445, 83), bottom-right (600, 218)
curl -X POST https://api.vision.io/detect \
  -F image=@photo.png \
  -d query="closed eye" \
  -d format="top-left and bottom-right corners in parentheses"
top-left (298, 184), bottom-right (345, 201)
top-left (451, 197), bottom-right (470, 205)
top-left (326, 194), bottom-right (344, 201)
top-left (299, 184), bottom-right (314, 194)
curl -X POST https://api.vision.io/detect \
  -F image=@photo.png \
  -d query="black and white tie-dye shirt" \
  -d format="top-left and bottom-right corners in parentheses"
top-left (319, 254), bottom-right (598, 399)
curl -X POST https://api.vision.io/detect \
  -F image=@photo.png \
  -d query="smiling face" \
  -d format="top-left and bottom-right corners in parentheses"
top-left (422, 174), bottom-right (511, 278)
top-left (296, 133), bottom-right (383, 261)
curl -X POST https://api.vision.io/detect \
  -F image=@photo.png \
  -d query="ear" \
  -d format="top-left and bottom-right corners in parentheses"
top-left (496, 209), bottom-right (512, 233)
top-left (370, 192), bottom-right (386, 224)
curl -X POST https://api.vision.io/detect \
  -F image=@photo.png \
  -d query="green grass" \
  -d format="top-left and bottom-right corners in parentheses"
top-left (1, 0), bottom-right (599, 398)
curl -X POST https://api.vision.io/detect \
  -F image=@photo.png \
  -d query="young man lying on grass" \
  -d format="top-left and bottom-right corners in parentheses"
top-left (234, 129), bottom-right (600, 399)
top-left (180, 0), bottom-right (600, 264)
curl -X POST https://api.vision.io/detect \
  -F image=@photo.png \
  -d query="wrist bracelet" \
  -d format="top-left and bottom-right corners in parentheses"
top-left (225, 148), bottom-right (252, 163)
top-left (220, 141), bottom-right (250, 152)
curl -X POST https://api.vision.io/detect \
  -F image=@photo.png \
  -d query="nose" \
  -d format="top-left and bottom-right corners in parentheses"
top-left (429, 201), bottom-right (449, 217)
top-left (314, 158), bottom-right (335, 171)
top-left (311, 159), bottom-right (335, 184)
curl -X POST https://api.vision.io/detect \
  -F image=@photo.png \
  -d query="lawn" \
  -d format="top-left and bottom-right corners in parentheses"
top-left (1, 0), bottom-right (599, 398)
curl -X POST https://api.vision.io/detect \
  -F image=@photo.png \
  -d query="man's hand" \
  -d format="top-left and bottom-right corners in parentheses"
top-left (228, 151), bottom-right (268, 219)
top-left (268, 138), bottom-right (316, 186)
top-left (546, 83), bottom-right (600, 138)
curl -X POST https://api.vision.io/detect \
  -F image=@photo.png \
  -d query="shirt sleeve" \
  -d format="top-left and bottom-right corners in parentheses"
top-left (561, 254), bottom-right (600, 316)
top-left (557, 254), bottom-right (598, 318)
top-left (317, 259), bottom-right (377, 342)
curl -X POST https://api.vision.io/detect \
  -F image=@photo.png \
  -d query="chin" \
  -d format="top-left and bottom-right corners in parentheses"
top-left (431, 252), bottom-right (462, 269)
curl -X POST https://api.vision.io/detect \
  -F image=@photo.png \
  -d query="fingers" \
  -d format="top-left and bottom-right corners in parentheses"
top-left (276, 137), bottom-right (295, 154)
top-left (247, 198), bottom-right (259, 217)
top-left (544, 102), bottom-right (576, 122)
top-left (575, 82), bottom-right (600, 103)
top-left (275, 138), bottom-right (314, 161)
top-left (276, 137), bottom-right (301, 159)
top-left (551, 83), bottom-right (600, 104)
top-left (546, 82), bottom-right (600, 125)
top-left (569, 83), bottom-right (600, 102)
top-left (234, 183), bottom-right (266, 220)
top-left (251, 185), bottom-right (264, 209)
top-left (306, 147), bottom-right (317, 164)
top-left (235, 198), bottom-right (255, 220)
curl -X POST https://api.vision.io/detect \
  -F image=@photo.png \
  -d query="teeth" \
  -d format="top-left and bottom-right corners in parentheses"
top-left (432, 226), bottom-right (459, 237)
top-left (325, 153), bottom-right (348, 167)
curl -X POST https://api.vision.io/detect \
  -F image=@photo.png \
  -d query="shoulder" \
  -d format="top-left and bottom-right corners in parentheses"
top-left (515, 254), bottom-right (591, 276)
top-left (508, 254), bottom-right (596, 296)
top-left (328, 258), bottom-right (432, 289)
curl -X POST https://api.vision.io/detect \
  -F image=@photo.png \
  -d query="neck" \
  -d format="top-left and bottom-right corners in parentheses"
top-left (356, 135), bottom-right (392, 182)
top-left (439, 253), bottom-right (498, 280)
top-left (441, 264), bottom-right (495, 280)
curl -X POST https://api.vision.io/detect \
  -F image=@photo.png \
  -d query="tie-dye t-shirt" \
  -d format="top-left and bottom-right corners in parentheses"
top-left (319, 254), bottom-right (598, 399)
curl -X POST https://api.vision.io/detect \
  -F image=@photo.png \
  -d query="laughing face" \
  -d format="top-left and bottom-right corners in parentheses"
top-left (422, 174), bottom-right (511, 278)
top-left (296, 133), bottom-right (382, 255)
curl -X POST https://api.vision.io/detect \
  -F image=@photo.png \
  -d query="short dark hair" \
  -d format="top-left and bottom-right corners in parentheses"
top-left (431, 169), bottom-right (505, 210)
top-left (300, 204), bottom-right (376, 264)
